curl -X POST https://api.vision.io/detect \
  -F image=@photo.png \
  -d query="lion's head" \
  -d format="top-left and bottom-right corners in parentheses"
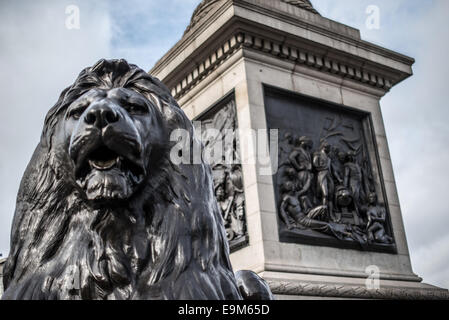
top-left (2, 59), bottom-right (243, 300)
top-left (67, 86), bottom-right (165, 203)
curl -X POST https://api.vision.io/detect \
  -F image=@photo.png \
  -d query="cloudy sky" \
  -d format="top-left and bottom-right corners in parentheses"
top-left (0, 0), bottom-right (447, 289)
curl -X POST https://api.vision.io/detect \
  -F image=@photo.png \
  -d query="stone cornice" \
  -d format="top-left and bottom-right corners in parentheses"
top-left (268, 280), bottom-right (449, 300)
top-left (168, 31), bottom-right (242, 99)
top-left (150, 0), bottom-right (414, 102)
top-left (165, 29), bottom-right (407, 100)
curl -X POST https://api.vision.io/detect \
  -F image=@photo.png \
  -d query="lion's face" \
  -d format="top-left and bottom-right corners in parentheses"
top-left (57, 87), bottom-right (167, 203)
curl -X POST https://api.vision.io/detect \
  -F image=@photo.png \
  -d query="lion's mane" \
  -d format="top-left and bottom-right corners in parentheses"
top-left (2, 59), bottom-right (242, 300)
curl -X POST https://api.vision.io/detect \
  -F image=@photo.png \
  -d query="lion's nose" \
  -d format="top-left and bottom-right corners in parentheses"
top-left (84, 103), bottom-right (119, 128)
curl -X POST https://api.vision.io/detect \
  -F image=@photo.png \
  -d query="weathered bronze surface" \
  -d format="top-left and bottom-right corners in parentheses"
top-left (265, 86), bottom-right (396, 253)
top-left (2, 59), bottom-right (272, 300)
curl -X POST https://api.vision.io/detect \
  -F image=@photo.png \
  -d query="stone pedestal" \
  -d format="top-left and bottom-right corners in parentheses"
top-left (151, 0), bottom-right (448, 299)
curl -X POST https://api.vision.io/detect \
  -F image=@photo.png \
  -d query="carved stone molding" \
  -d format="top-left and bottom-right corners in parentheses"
top-left (170, 32), bottom-right (242, 99)
top-left (267, 280), bottom-right (449, 300)
top-left (170, 31), bottom-right (394, 100)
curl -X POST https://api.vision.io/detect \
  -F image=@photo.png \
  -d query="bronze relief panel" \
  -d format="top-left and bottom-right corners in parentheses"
top-left (195, 95), bottom-right (249, 252)
top-left (264, 86), bottom-right (396, 253)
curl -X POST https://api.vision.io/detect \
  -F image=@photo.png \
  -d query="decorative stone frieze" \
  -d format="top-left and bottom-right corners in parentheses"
top-left (171, 31), bottom-right (394, 100)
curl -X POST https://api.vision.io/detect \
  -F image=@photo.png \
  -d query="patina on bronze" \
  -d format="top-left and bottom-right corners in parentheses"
top-left (2, 59), bottom-right (272, 300)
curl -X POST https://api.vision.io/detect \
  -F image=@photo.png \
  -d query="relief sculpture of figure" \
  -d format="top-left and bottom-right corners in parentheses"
top-left (228, 166), bottom-right (246, 240)
top-left (363, 193), bottom-right (393, 244)
top-left (343, 151), bottom-right (363, 206)
top-left (279, 182), bottom-right (353, 242)
top-left (230, 195), bottom-right (246, 239)
top-left (279, 182), bottom-right (328, 232)
top-left (198, 98), bottom-right (249, 250)
top-left (216, 182), bottom-right (233, 228)
top-left (288, 136), bottom-right (313, 198)
top-left (279, 182), bottom-right (299, 230)
top-left (214, 166), bottom-right (231, 214)
top-left (313, 140), bottom-right (341, 222)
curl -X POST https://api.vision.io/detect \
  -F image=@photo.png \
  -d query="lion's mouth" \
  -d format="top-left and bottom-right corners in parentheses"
top-left (74, 145), bottom-right (145, 201)
top-left (76, 146), bottom-right (143, 178)
top-left (88, 148), bottom-right (120, 171)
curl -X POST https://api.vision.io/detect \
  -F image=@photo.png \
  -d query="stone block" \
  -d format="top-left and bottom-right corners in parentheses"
top-left (230, 240), bottom-right (265, 273)
top-left (388, 204), bottom-right (411, 256)
top-left (292, 72), bottom-right (343, 105)
top-left (260, 211), bottom-right (280, 242)
top-left (385, 180), bottom-right (401, 207)
top-left (379, 156), bottom-right (396, 184)
top-left (375, 134), bottom-right (392, 160)
top-left (246, 211), bottom-right (263, 244)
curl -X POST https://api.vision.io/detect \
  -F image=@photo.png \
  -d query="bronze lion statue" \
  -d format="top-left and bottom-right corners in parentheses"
top-left (2, 59), bottom-right (273, 300)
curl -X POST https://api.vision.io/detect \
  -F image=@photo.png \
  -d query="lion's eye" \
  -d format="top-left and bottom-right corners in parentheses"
top-left (70, 110), bottom-right (82, 120)
top-left (125, 101), bottom-right (148, 115)
top-left (68, 105), bottom-right (88, 120)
